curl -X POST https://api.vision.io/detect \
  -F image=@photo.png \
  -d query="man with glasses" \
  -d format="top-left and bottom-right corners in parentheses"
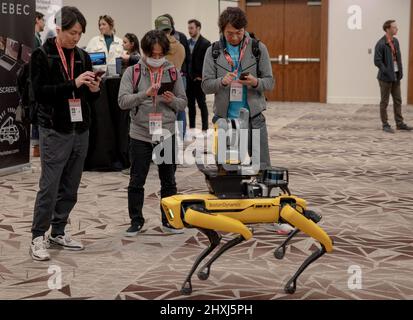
top-left (202, 7), bottom-right (293, 235)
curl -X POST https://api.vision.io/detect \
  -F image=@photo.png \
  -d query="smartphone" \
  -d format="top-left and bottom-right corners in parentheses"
top-left (157, 82), bottom-right (175, 95)
top-left (239, 72), bottom-right (250, 80)
top-left (94, 70), bottom-right (106, 80)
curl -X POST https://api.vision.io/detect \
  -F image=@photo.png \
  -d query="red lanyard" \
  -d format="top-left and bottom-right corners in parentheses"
top-left (55, 39), bottom-right (75, 80)
top-left (223, 37), bottom-right (250, 74)
top-left (386, 35), bottom-right (397, 61)
top-left (149, 67), bottom-right (164, 111)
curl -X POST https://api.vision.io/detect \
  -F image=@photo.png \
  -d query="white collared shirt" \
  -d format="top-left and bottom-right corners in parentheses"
top-left (86, 34), bottom-right (125, 65)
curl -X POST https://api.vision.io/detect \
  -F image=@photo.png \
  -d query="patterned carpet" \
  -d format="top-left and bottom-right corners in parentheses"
top-left (0, 102), bottom-right (412, 300)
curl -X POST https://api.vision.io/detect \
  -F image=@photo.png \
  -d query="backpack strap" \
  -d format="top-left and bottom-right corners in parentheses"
top-left (211, 41), bottom-right (221, 78)
top-left (251, 39), bottom-right (262, 78)
top-left (168, 67), bottom-right (177, 82)
top-left (132, 63), bottom-right (141, 92)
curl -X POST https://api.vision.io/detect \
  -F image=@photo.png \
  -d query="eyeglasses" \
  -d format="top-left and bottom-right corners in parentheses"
top-left (224, 28), bottom-right (245, 39)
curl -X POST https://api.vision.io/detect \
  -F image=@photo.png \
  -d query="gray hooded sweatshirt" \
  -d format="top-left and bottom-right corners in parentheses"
top-left (118, 59), bottom-right (187, 143)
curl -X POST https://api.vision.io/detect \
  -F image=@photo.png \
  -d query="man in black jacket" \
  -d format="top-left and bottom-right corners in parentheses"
top-left (29, 6), bottom-right (101, 261)
top-left (374, 20), bottom-right (412, 133)
top-left (187, 19), bottom-right (211, 133)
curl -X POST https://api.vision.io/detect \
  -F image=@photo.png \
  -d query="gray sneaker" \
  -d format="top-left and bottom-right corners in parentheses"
top-left (49, 234), bottom-right (84, 251)
top-left (30, 236), bottom-right (50, 261)
top-left (383, 125), bottom-right (395, 133)
top-left (161, 224), bottom-right (184, 234)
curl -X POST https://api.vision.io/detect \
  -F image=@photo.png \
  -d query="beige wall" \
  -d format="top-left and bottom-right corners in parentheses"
top-left (63, 0), bottom-right (236, 51)
top-left (151, 0), bottom-right (221, 43)
top-left (328, 0), bottom-right (411, 104)
top-left (65, 0), bottom-right (152, 48)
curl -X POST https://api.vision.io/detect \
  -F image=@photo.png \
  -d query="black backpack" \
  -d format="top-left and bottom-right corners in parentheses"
top-left (211, 34), bottom-right (262, 78)
top-left (16, 46), bottom-right (86, 124)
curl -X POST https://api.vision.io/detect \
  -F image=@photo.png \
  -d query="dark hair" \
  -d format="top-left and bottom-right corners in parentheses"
top-left (188, 19), bottom-right (201, 29)
top-left (35, 11), bottom-right (44, 22)
top-left (141, 30), bottom-right (170, 57)
top-left (99, 15), bottom-right (115, 31)
top-left (124, 33), bottom-right (141, 54)
top-left (55, 6), bottom-right (87, 33)
top-left (383, 20), bottom-right (396, 32)
top-left (219, 7), bottom-right (248, 33)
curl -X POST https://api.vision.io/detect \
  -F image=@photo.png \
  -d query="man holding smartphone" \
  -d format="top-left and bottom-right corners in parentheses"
top-left (202, 8), bottom-right (294, 235)
top-left (29, 6), bottom-right (101, 261)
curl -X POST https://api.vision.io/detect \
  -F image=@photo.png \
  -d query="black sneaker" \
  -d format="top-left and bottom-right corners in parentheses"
top-left (396, 123), bottom-right (413, 131)
top-left (125, 224), bottom-right (143, 237)
top-left (383, 124), bottom-right (395, 133)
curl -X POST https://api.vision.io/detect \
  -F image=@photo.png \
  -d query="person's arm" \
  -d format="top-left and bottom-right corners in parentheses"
top-left (176, 43), bottom-right (186, 71)
top-left (251, 42), bottom-right (275, 92)
top-left (30, 48), bottom-right (77, 104)
top-left (201, 46), bottom-right (226, 94)
top-left (118, 66), bottom-right (148, 110)
top-left (83, 54), bottom-right (101, 101)
top-left (374, 41), bottom-right (387, 72)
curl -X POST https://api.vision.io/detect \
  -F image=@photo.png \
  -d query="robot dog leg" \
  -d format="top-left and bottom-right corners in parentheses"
top-left (179, 205), bottom-right (253, 295)
top-left (277, 204), bottom-right (333, 294)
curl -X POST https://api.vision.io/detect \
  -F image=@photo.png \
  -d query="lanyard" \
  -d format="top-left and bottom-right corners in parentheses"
top-left (386, 36), bottom-right (397, 61)
top-left (55, 39), bottom-right (75, 81)
top-left (223, 37), bottom-right (250, 74)
top-left (149, 67), bottom-right (164, 112)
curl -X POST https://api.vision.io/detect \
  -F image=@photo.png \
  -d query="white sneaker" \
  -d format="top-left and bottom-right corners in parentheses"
top-left (161, 224), bottom-right (185, 234)
top-left (184, 131), bottom-right (193, 142)
top-left (30, 236), bottom-right (51, 261)
top-left (264, 223), bottom-right (295, 235)
top-left (49, 234), bottom-right (84, 251)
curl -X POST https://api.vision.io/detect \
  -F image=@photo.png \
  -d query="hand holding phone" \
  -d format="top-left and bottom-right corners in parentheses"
top-left (94, 70), bottom-right (106, 80)
top-left (239, 72), bottom-right (250, 80)
top-left (157, 82), bottom-right (175, 95)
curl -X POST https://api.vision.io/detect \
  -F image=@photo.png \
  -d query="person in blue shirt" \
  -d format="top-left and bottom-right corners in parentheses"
top-left (202, 7), bottom-right (294, 235)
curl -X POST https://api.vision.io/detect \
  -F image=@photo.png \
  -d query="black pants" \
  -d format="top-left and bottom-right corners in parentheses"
top-left (187, 79), bottom-right (209, 131)
top-left (128, 137), bottom-right (177, 227)
top-left (32, 128), bottom-right (89, 239)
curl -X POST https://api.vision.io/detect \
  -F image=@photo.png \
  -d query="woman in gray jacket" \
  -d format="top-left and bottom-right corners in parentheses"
top-left (118, 30), bottom-right (187, 236)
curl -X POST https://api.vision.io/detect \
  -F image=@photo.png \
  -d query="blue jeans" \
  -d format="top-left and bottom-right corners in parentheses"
top-left (31, 125), bottom-right (39, 146)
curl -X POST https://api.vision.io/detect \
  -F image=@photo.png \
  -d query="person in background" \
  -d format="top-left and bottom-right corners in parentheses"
top-left (161, 13), bottom-right (190, 141)
top-left (29, 6), bottom-right (101, 261)
top-left (34, 11), bottom-right (45, 48)
top-left (118, 30), bottom-right (187, 235)
top-left (186, 19), bottom-right (211, 138)
top-left (86, 15), bottom-right (124, 66)
top-left (121, 33), bottom-right (141, 71)
top-left (31, 11), bottom-right (46, 158)
top-left (155, 16), bottom-right (186, 141)
top-left (374, 19), bottom-right (412, 133)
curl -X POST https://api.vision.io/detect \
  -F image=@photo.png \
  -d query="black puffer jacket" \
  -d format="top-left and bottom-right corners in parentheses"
top-left (30, 38), bottom-right (100, 133)
top-left (374, 35), bottom-right (403, 82)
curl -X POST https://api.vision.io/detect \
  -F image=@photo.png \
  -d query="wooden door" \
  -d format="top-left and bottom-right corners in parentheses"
top-left (246, 0), bottom-right (285, 101)
top-left (246, 0), bottom-right (323, 102)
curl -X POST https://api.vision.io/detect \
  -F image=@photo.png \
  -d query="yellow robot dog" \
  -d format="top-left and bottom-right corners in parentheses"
top-left (161, 109), bottom-right (334, 295)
